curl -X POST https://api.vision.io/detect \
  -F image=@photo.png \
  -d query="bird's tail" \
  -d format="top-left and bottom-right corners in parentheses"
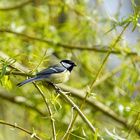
top-left (17, 77), bottom-right (37, 87)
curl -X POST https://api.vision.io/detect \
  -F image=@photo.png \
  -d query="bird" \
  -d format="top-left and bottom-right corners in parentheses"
top-left (17, 60), bottom-right (76, 87)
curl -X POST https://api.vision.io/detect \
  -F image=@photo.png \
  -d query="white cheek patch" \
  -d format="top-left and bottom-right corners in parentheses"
top-left (61, 62), bottom-right (71, 68)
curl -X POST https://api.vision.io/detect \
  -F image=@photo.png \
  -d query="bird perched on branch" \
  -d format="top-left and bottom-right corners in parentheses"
top-left (17, 60), bottom-right (76, 87)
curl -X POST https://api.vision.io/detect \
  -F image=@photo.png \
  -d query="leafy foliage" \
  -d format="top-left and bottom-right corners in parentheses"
top-left (0, 0), bottom-right (140, 140)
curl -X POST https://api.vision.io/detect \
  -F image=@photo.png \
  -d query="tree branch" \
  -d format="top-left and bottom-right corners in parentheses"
top-left (47, 84), bottom-right (99, 136)
top-left (0, 51), bottom-right (30, 73)
top-left (33, 83), bottom-right (56, 140)
top-left (1, 51), bottom-right (140, 136)
top-left (3, 69), bottom-right (128, 126)
top-left (0, 29), bottom-right (137, 55)
top-left (0, 0), bottom-right (32, 11)
top-left (62, 107), bottom-right (74, 140)
top-left (64, 22), bottom-right (131, 138)
top-left (0, 120), bottom-right (42, 140)
top-left (58, 84), bottom-right (127, 126)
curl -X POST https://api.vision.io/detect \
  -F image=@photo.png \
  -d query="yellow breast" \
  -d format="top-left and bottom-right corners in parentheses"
top-left (48, 70), bottom-right (70, 84)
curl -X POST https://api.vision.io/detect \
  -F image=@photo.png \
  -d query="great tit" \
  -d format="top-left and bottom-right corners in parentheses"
top-left (17, 60), bottom-right (76, 87)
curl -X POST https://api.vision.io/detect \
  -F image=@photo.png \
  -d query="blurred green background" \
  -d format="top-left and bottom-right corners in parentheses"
top-left (0, 0), bottom-right (140, 140)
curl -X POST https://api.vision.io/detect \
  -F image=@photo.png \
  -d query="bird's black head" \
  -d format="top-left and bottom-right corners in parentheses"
top-left (60, 60), bottom-right (76, 72)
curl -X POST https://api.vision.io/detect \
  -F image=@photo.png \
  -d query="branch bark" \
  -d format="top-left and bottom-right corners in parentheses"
top-left (33, 83), bottom-right (56, 140)
top-left (1, 51), bottom-right (140, 136)
top-left (0, 120), bottom-right (42, 140)
top-left (0, 29), bottom-right (137, 55)
top-left (0, 0), bottom-right (32, 11)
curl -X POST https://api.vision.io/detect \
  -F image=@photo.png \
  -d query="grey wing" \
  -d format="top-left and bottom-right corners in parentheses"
top-left (36, 66), bottom-right (66, 76)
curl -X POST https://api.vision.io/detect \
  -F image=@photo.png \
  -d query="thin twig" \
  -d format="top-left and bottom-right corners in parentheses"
top-left (59, 84), bottom-right (127, 127)
top-left (48, 84), bottom-right (98, 135)
top-left (1, 57), bottom-right (138, 128)
top-left (33, 83), bottom-right (56, 140)
top-left (65, 91), bottom-right (89, 140)
top-left (4, 68), bottom-right (140, 136)
top-left (0, 0), bottom-right (32, 11)
top-left (0, 63), bottom-right (130, 127)
top-left (0, 29), bottom-right (137, 55)
top-left (4, 71), bottom-right (33, 77)
top-left (0, 120), bottom-right (42, 140)
top-left (3, 69), bottom-right (127, 125)
top-left (62, 107), bottom-right (74, 140)
top-left (90, 22), bottom-right (130, 90)
top-left (126, 113), bottom-right (140, 138)
top-left (0, 55), bottom-right (56, 139)
top-left (65, 22), bottom-right (131, 139)
top-left (0, 51), bottom-right (30, 73)
top-left (2, 51), bottom-right (140, 136)
top-left (3, 69), bottom-right (127, 126)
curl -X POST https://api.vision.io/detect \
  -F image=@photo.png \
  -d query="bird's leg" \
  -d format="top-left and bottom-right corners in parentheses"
top-left (43, 81), bottom-right (70, 94)
top-left (53, 84), bottom-right (70, 95)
